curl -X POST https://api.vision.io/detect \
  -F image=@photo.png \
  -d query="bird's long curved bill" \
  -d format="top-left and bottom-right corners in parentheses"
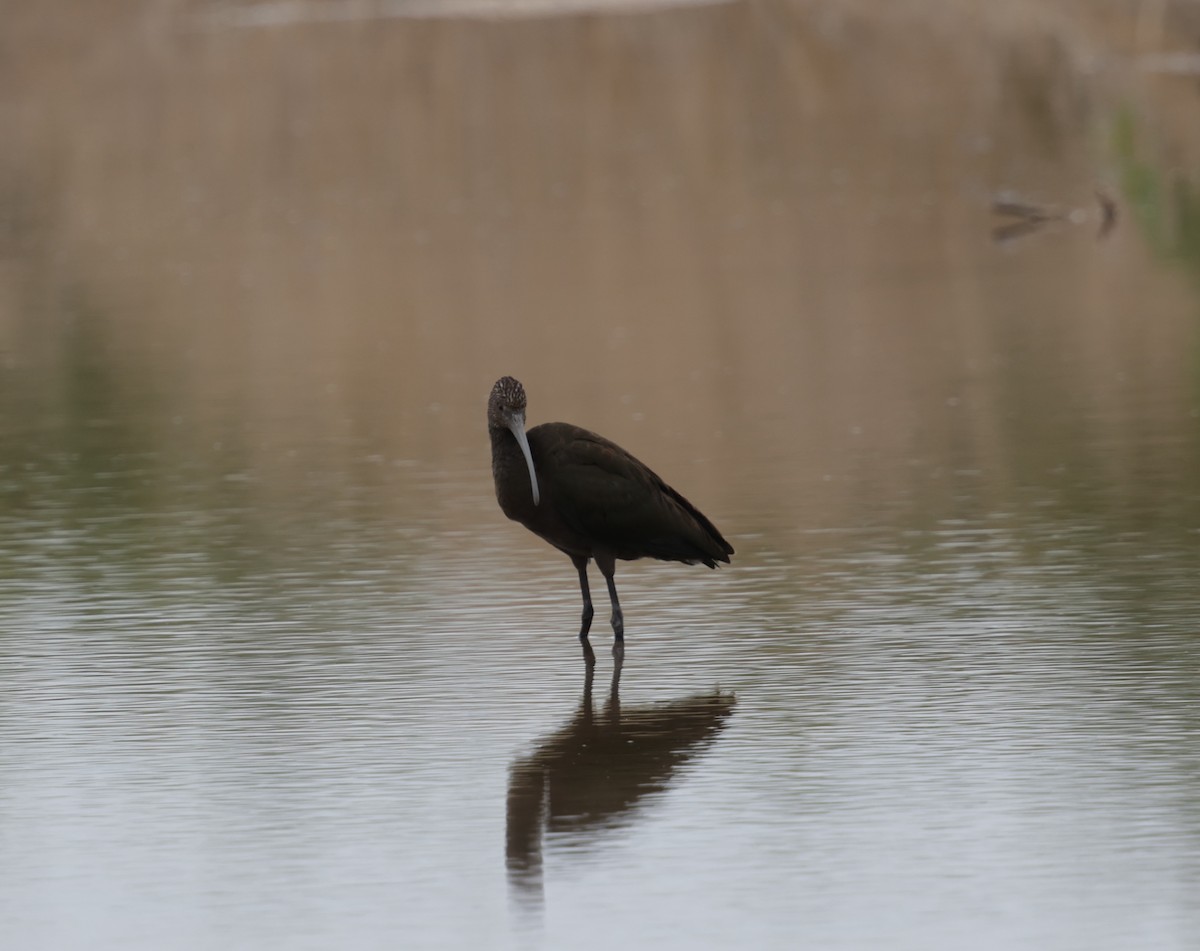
top-left (509, 416), bottom-right (540, 505)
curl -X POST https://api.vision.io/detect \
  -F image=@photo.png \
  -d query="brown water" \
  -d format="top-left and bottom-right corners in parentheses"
top-left (2, 2), bottom-right (1200, 949)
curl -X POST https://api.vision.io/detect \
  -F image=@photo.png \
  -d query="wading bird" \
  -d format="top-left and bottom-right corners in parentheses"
top-left (488, 376), bottom-right (733, 655)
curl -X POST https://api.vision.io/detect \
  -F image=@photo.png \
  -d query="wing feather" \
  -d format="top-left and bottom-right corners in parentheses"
top-left (529, 423), bottom-right (733, 566)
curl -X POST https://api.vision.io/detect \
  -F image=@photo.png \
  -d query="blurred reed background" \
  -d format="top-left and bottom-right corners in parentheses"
top-left (1, 0), bottom-right (1198, 550)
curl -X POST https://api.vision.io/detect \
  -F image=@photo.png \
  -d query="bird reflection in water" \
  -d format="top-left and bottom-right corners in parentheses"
top-left (506, 654), bottom-right (736, 912)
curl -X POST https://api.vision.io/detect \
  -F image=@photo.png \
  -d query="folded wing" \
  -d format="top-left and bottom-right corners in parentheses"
top-left (532, 424), bottom-right (734, 567)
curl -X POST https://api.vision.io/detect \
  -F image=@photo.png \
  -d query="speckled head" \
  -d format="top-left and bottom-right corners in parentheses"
top-left (488, 376), bottom-right (527, 429)
top-left (488, 376), bottom-right (539, 505)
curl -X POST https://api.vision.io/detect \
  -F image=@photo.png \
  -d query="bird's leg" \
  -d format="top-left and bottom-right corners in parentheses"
top-left (595, 554), bottom-right (624, 652)
top-left (609, 651), bottom-right (623, 709)
top-left (605, 574), bottom-right (624, 640)
top-left (572, 555), bottom-right (595, 644)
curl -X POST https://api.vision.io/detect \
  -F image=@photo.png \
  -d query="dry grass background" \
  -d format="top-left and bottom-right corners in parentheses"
top-left (1, 0), bottom-right (1197, 533)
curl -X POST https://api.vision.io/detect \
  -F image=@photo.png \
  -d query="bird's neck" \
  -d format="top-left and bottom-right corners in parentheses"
top-left (489, 424), bottom-right (535, 516)
top-left (488, 422), bottom-right (514, 453)
top-left (489, 422), bottom-right (518, 476)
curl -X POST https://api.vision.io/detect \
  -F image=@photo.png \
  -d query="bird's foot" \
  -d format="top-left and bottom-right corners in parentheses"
top-left (612, 638), bottom-right (625, 661)
top-left (581, 638), bottom-right (596, 667)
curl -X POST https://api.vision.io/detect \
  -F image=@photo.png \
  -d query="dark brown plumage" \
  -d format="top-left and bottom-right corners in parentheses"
top-left (488, 376), bottom-right (733, 653)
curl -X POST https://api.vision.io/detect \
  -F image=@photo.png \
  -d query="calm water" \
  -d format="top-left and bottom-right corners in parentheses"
top-left (3, 2), bottom-right (1200, 949)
